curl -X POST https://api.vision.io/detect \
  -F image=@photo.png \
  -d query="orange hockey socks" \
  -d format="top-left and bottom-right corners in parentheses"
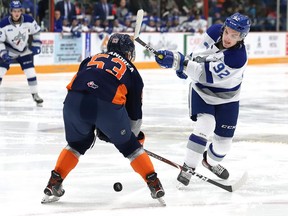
top-left (54, 148), bottom-right (79, 179)
top-left (130, 152), bottom-right (155, 182)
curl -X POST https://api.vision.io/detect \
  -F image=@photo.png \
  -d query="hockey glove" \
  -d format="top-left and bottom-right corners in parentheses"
top-left (0, 50), bottom-right (11, 64)
top-left (155, 50), bottom-right (188, 79)
top-left (137, 131), bottom-right (145, 145)
top-left (155, 50), bottom-right (174, 68)
top-left (96, 129), bottom-right (111, 143)
top-left (31, 39), bottom-right (42, 55)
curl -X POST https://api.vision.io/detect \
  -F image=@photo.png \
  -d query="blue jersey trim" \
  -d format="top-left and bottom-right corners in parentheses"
top-left (196, 83), bottom-right (241, 93)
top-left (189, 134), bottom-right (207, 146)
top-left (0, 17), bottom-right (10, 28)
top-left (204, 62), bottom-right (213, 83)
top-left (206, 24), bottom-right (222, 42)
top-left (223, 47), bottom-right (247, 69)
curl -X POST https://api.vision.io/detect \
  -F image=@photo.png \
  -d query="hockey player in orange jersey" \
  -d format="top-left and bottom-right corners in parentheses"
top-left (41, 33), bottom-right (165, 205)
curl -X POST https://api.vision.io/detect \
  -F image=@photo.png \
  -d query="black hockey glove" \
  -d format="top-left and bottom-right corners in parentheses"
top-left (137, 131), bottom-right (145, 145)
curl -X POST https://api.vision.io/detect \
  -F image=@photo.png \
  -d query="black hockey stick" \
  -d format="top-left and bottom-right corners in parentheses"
top-left (134, 9), bottom-right (163, 59)
top-left (145, 149), bottom-right (248, 192)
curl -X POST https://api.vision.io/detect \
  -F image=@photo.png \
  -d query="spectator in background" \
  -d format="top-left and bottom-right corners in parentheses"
top-left (62, 18), bottom-right (71, 33)
top-left (74, 0), bottom-right (82, 16)
top-left (186, 10), bottom-right (207, 34)
top-left (70, 18), bottom-right (82, 37)
top-left (115, 0), bottom-right (129, 24)
top-left (82, 0), bottom-right (94, 24)
top-left (170, 15), bottom-right (183, 32)
top-left (142, 16), bottom-right (160, 32)
top-left (102, 19), bottom-right (113, 34)
top-left (22, 0), bottom-right (35, 17)
top-left (54, 10), bottom-right (63, 32)
top-left (128, 0), bottom-right (153, 15)
top-left (123, 16), bottom-right (134, 32)
top-left (91, 17), bottom-right (104, 33)
top-left (55, 0), bottom-right (77, 24)
top-left (37, 0), bottom-right (49, 25)
top-left (93, 0), bottom-right (114, 22)
top-left (112, 19), bottom-right (125, 32)
top-left (80, 17), bottom-right (91, 32)
top-left (160, 16), bottom-right (172, 33)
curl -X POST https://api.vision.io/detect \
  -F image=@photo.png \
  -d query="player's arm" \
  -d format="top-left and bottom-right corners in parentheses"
top-left (26, 15), bottom-right (42, 55)
top-left (0, 28), bottom-right (10, 63)
top-left (125, 70), bottom-right (145, 144)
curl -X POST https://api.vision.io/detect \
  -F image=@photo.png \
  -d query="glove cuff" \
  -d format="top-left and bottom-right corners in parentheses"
top-left (172, 51), bottom-right (185, 72)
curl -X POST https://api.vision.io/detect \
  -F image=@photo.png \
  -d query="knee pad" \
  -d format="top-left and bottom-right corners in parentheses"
top-left (193, 113), bottom-right (215, 140)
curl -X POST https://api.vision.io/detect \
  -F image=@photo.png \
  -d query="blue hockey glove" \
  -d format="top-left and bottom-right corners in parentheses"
top-left (155, 50), bottom-right (188, 79)
top-left (155, 50), bottom-right (174, 68)
top-left (31, 39), bottom-right (42, 55)
top-left (31, 46), bottom-right (41, 55)
top-left (176, 70), bottom-right (188, 79)
top-left (0, 50), bottom-right (11, 64)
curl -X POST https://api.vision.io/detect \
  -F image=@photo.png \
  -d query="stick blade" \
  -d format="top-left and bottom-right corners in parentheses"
top-left (231, 171), bottom-right (248, 192)
top-left (134, 9), bottom-right (144, 39)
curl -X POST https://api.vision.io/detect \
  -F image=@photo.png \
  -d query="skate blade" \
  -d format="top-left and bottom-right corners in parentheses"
top-left (36, 102), bottom-right (43, 107)
top-left (157, 197), bottom-right (166, 206)
top-left (41, 194), bottom-right (60, 204)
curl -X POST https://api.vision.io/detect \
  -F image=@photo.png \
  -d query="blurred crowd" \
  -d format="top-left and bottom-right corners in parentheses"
top-left (0, 0), bottom-right (285, 35)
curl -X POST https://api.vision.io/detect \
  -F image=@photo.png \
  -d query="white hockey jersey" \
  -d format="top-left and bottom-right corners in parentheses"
top-left (184, 24), bottom-right (248, 105)
top-left (0, 14), bottom-right (41, 57)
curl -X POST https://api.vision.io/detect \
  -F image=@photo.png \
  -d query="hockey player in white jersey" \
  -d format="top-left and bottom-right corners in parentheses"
top-left (0, 0), bottom-right (43, 106)
top-left (154, 13), bottom-right (251, 185)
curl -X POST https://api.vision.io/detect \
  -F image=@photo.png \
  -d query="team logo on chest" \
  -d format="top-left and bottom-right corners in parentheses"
top-left (12, 31), bottom-right (26, 45)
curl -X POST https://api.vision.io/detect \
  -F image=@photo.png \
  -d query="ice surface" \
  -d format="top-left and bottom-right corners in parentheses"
top-left (0, 64), bottom-right (287, 216)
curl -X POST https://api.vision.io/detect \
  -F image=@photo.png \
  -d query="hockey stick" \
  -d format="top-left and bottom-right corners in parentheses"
top-left (134, 9), bottom-right (163, 59)
top-left (145, 149), bottom-right (248, 192)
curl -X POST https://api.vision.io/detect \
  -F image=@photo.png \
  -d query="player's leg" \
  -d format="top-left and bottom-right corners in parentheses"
top-left (177, 88), bottom-right (216, 186)
top-left (203, 101), bottom-right (239, 179)
top-left (17, 54), bottom-right (43, 105)
top-left (0, 63), bottom-right (9, 85)
top-left (42, 92), bottom-right (96, 203)
top-left (96, 99), bottom-right (165, 199)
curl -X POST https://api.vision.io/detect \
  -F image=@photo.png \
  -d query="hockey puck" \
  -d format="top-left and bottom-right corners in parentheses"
top-left (113, 182), bottom-right (123, 192)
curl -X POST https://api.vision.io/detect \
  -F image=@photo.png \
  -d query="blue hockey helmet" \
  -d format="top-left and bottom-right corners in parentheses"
top-left (10, 1), bottom-right (23, 10)
top-left (224, 12), bottom-right (251, 38)
top-left (107, 33), bottom-right (135, 61)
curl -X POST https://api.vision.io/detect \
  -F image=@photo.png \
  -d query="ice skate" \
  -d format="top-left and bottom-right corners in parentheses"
top-left (202, 151), bottom-right (229, 180)
top-left (146, 172), bottom-right (166, 206)
top-left (41, 170), bottom-right (65, 204)
top-left (32, 93), bottom-right (43, 106)
top-left (177, 163), bottom-right (194, 186)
